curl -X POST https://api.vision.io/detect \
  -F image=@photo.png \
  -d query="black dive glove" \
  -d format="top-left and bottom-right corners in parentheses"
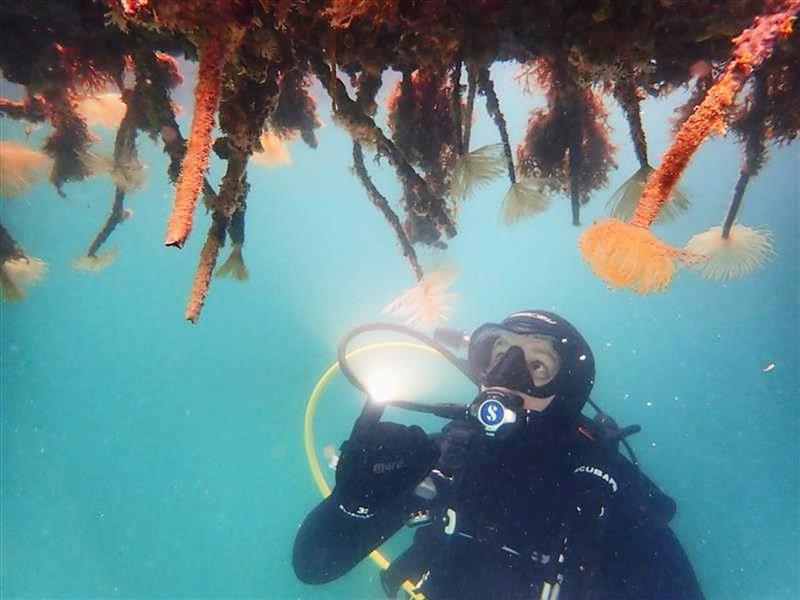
top-left (334, 422), bottom-right (440, 518)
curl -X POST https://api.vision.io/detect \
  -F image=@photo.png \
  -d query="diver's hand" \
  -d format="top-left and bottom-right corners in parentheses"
top-left (334, 422), bottom-right (440, 517)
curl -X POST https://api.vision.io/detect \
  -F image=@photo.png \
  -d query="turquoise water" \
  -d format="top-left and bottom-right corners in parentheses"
top-left (1, 62), bottom-right (798, 599)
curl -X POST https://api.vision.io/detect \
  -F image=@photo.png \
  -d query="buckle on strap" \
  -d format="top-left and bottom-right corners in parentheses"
top-left (443, 508), bottom-right (457, 535)
top-left (540, 580), bottom-right (562, 600)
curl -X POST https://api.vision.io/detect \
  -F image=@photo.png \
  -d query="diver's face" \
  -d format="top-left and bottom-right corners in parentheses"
top-left (484, 332), bottom-right (560, 412)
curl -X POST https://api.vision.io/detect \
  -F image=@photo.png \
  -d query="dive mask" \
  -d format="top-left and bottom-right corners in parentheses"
top-left (474, 332), bottom-right (561, 399)
top-left (468, 310), bottom-right (596, 427)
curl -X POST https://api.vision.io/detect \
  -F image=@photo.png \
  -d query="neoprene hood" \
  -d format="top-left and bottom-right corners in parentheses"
top-left (468, 310), bottom-right (596, 426)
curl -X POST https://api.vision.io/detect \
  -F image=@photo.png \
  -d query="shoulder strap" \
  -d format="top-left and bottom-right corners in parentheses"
top-left (382, 422), bottom-right (479, 596)
top-left (381, 517), bottom-right (440, 597)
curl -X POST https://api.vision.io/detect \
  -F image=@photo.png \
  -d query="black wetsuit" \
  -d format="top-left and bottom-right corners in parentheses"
top-left (293, 418), bottom-right (703, 599)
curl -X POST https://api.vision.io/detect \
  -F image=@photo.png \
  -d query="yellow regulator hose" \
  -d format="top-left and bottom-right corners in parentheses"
top-left (304, 341), bottom-right (445, 600)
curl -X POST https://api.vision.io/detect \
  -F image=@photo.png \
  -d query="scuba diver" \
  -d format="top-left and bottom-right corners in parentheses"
top-left (293, 310), bottom-right (704, 599)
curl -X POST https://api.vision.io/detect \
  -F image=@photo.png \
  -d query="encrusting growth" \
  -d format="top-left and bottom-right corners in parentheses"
top-left (686, 70), bottom-right (775, 280)
top-left (477, 67), bottom-right (549, 225)
top-left (183, 46), bottom-right (282, 323)
top-left (319, 60), bottom-right (456, 246)
top-left (0, 94), bottom-right (47, 123)
top-left (185, 210), bottom-right (230, 323)
top-left (516, 56), bottom-right (616, 226)
top-left (447, 63), bottom-right (505, 205)
top-left (607, 73), bottom-right (689, 223)
top-left (185, 150), bottom-right (250, 323)
top-left (41, 86), bottom-right (96, 195)
top-left (351, 141), bottom-right (423, 282)
top-left (74, 85), bottom-right (141, 271)
top-left (108, 1), bottom-right (251, 251)
top-left (579, 0), bottom-right (799, 293)
top-left (2, 0), bottom-right (798, 321)
top-left (215, 199), bottom-right (249, 281)
top-left (165, 27), bottom-right (244, 248)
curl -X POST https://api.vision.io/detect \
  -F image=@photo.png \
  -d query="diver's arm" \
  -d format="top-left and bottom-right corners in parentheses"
top-left (599, 455), bottom-right (705, 599)
top-left (557, 446), bottom-right (702, 598)
top-left (604, 522), bottom-right (705, 600)
top-left (293, 421), bottom-right (439, 584)
top-left (292, 493), bottom-right (412, 584)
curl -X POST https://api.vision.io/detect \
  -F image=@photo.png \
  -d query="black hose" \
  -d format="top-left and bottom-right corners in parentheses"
top-left (337, 322), bottom-right (479, 435)
top-left (338, 323), bottom-right (642, 468)
top-left (621, 439), bottom-right (639, 467)
top-left (388, 400), bottom-right (468, 420)
top-left (586, 398), bottom-right (641, 467)
top-left (337, 322), bottom-right (479, 392)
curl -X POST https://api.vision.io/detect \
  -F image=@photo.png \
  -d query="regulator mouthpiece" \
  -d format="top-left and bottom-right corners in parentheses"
top-left (468, 390), bottom-right (524, 439)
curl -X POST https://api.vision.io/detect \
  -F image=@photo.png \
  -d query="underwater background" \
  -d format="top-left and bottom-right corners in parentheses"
top-left (1, 59), bottom-right (798, 599)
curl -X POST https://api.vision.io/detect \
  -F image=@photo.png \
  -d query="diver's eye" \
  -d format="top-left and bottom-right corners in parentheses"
top-left (529, 361), bottom-right (546, 375)
top-left (529, 360), bottom-right (555, 382)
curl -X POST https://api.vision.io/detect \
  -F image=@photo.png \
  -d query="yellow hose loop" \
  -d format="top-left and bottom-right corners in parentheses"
top-left (304, 341), bottom-right (444, 600)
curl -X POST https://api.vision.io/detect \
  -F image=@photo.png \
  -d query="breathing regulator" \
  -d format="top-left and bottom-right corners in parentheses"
top-left (338, 321), bottom-right (641, 459)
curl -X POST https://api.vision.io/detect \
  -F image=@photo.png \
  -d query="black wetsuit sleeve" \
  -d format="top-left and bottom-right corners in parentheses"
top-left (604, 523), bottom-right (704, 600)
top-left (602, 454), bottom-right (705, 599)
top-left (292, 493), bottom-right (410, 584)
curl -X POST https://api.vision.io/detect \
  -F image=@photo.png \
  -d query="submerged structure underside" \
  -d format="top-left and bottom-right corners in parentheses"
top-left (0, 1), bottom-right (797, 321)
